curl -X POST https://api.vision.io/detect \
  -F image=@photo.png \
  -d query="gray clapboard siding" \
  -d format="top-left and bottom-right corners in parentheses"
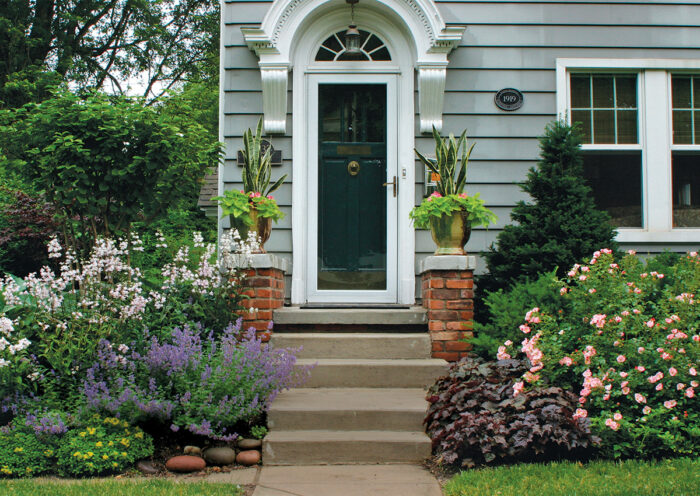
top-left (437, 2), bottom-right (700, 26)
top-left (222, 160), bottom-right (293, 183)
top-left (441, 91), bottom-right (555, 115)
top-left (448, 47), bottom-right (700, 69)
top-left (414, 114), bottom-right (553, 138)
top-left (445, 69), bottom-right (556, 91)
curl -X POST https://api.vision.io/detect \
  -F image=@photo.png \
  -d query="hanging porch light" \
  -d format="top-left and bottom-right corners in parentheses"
top-left (344, 0), bottom-right (363, 58)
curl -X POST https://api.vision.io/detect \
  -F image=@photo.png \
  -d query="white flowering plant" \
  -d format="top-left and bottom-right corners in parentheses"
top-left (498, 250), bottom-right (700, 459)
top-left (0, 230), bottom-right (257, 407)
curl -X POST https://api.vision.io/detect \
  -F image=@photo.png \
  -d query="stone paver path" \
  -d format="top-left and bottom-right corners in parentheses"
top-left (249, 464), bottom-right (442, 496)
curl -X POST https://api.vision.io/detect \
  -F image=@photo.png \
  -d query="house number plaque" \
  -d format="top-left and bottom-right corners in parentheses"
top-left (495, 88), bottom-right (524, 111)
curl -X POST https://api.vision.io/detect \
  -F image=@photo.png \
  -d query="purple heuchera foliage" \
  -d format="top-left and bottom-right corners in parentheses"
top-left (82, 319), bottom-right (308, 440)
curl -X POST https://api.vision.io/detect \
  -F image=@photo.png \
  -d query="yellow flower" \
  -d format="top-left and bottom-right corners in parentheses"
top-left (112, 462), bottom-right (118, 468)
top-left (87, 427), bottom-right (96, 435)
top-left (13, 447), bottom-right (23, 452)
top-left (102, 455), bottom-right (109, 460)
top-left (120, 438), bottom-right (130, 447)
top-left (25, 467), bottom-right (32, 473)
top-left (87, 462), bottom-right (94, 468)
top-left (134, 431), bottom-right (144, 439)
top-left (108, 441), bottom-right (114, 447)
top-left (121, 452), bottom-right (127, 457)
top-left (79, 431), bottom-right (86, 437)
top-left (86, 452), bottom-right (94, 458)
top-left (121, 421), bottom-right (128, 428)
top-left (1, 466), bottom-right (12, 475)
top-left (95, 442), bottom-right (103, 448)
top-left (44, 449), bottom-right (53, 456)
top-left (73, 452), bottom-right (82, 458)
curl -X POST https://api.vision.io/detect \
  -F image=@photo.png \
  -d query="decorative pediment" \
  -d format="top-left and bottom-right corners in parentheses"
top-left (241, 0), bottom-right (464, 133)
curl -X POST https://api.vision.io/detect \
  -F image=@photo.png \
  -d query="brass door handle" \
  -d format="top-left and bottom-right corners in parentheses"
top-left (347, 161), bottom-right (360, 176)
top-left (383, 176), bottom-right (397, 197)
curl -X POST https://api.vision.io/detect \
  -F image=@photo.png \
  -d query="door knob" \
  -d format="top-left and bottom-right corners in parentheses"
top-left (383, 176), bottom-right (397, 197)
top-left (347, 161), bottom-right (360, 176)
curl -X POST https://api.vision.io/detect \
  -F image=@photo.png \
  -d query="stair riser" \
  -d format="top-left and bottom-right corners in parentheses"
top-left (296, 364), bottom-right (445, 388)
top-left (273, 335), bottom-right (431, 360)
top-left (263, 440), bottom-right (431, 465)
top-left (268, 410), bottom-right (426, 431)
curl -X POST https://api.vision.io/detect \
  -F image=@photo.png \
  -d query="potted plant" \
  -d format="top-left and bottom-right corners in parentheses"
top-left (410, 127), bottom-right (497, 255)
top-left (214, 118), bottom-right (287, 253)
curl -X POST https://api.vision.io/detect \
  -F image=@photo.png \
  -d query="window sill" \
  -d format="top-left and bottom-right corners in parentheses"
top-left (615, 229), bottom-right (700, 244)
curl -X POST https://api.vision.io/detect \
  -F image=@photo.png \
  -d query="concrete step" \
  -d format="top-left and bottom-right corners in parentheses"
top-left (273, 307), bottom-right (427, 326)
top-left (296, 358), bottom-right (448, 388)
top-left (263, 430), bottom-right (432, 465)
top-left (272, 333), bottom-right (431, 359)
top-left (268, 388), bottom-right (428, 431)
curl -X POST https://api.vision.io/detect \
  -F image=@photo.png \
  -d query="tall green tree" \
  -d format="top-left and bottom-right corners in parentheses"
top-left (0, 88), bottom-right (222, 254)
top-left (480, 121), bottom-right (618, 293)
top-left (0, 0), bottom-right (219, 104)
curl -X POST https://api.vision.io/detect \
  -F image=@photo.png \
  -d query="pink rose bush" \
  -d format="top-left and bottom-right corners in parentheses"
top-left (498, 250), bottom-right (699, 459)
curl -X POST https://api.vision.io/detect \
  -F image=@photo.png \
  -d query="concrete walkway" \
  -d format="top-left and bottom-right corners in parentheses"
top-left (249, 465), bottom-right (442, 496)
top-left (210, 464), bottom-right (442, 495)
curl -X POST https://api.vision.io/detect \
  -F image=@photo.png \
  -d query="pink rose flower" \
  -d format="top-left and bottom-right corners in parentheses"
top-left (643, 406), bottom-right (652, 415)
top-left (664, 400), bottom-right (677, 409)
top-left (573, 408), bottom-right (588, 419)
top-left (634, 393), bottom-right (646, 404)
top-left (613, 413), bottom-right (623, 421)
top-left (616, 355), bottom-right (626, 363)
top-left (686, 388), bottom-right (695, 398)
top-left (605, 419), bottom-right (620, 431)
top-left (669, 367), bottom-right (678, 377)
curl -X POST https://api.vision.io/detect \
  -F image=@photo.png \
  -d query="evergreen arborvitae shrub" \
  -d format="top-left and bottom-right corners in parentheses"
top-left (479, 121), bottom-right (617, 299)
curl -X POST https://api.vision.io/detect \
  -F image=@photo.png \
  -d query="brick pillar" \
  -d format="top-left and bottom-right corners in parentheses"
top-left (239, 254), bottom-right (288, 342)
top-left (419, 255), bottom-right (476, 362)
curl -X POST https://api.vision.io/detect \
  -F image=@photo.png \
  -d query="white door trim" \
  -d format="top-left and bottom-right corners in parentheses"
top-left (288, 11), bottom-right (418, 305)
top-left (305, 73), bottom-right (399, 303)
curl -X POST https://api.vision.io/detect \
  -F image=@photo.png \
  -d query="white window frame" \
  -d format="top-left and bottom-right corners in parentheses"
top-left (556, 58), bottom-right (700, 243)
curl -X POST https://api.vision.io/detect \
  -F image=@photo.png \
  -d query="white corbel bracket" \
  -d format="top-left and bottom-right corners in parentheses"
top-left (417, 64), bottom-right (447, 133)
top-left (260, 64), bottom-right (289, 134)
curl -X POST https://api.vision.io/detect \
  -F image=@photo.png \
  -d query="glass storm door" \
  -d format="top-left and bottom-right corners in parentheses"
top-left (308, 78), bottom-right (398, 303)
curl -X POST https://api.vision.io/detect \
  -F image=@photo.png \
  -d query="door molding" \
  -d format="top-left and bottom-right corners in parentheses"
top-left (306, 74), bottom-right (398, 303)
top-left (289, 12), bottom-right (416, 304)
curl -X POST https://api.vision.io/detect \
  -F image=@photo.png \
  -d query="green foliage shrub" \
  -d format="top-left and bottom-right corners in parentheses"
top-left (500, 250), bottom-right (700, 459)
top-left (0, 423), bottom-right (58, 477)
top-left (0, 88), bottom-right (221, 256)
top-left (478, 121), bottom-right (617, 313)
top-left (54, 415), bottom-right (153, 477)
top-left (470, 271), bottom-right (562, 359)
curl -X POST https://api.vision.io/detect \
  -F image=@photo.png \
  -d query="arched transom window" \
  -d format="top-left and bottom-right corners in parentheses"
top-left (315, 30), bottom-right (391, 61)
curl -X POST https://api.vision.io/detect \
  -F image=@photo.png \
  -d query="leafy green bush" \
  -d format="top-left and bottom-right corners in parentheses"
top-left (478, 121), bottom-right (617, 300)
top-left (0, 422), bottom-right (58, 477)
top-left (0, 88), bottom-right (221, 256)
top-left (425, 357), bottom-right (598, 468)
top-left (55, 415), bottom-right (153, 477)
top-left (499, 250), bottom-right (700, 459)
top-left (470, 271), bottom-right (562, 359)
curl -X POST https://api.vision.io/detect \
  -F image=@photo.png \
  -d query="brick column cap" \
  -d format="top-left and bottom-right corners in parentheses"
top-left (235, 253), bottom-right (290, 273)
top-left (419, 255), bottom-right (476, 273)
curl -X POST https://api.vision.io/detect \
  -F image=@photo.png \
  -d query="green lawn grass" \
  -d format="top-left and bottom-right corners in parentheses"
top-left (444, 458), bottom-right (700, 496)
top-left (0, 479), bottom-right (245, 496)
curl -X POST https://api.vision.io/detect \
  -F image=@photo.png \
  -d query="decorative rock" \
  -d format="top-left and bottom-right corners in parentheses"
top-left (236, 450), bottom-right (261, 466)
top-left (136, 460), bottom-right (159, 475)
top-left (237, 438), bottom-right (263, 450)
top-left (203, 447), bottom-right (237, 466)
top-left (183, 445), bottom-right (202, 456)
top-left (165, 455), bottom-right (206, 473)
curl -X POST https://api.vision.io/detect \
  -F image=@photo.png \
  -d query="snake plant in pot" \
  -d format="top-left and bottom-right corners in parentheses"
top-left (410, 127), bottom-right (497, 255)
top-left (214, 118), bottom-right (287, 252)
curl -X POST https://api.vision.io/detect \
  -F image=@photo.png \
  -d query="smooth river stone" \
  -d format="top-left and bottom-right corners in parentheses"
top-left (165, 455), bottom-right (206, 473)
top-left (136, 460), bottom-right (159, 475)
top-left (236, 450), bottom-right (261, 466)
top-left (203, 447), bottom-right (237, 465)
top-left (237, 438), bottom-right (262, 450)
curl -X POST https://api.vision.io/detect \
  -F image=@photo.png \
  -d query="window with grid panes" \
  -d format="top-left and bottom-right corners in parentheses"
top-left (671, 75), bottom-right (700, 227)
top-left (570, 74), bottom-right (642, 227)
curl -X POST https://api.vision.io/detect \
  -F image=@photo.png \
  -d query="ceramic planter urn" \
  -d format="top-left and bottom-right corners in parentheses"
top-left (429, 210), bottom-right (471, 255)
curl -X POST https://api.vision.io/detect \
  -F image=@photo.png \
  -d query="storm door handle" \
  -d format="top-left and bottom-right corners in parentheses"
top-left (383, 176), bottom-right (397, 197)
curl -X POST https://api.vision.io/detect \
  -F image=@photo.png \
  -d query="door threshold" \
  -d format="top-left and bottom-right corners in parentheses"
top-left (299, 303), bottom-right (412, 309)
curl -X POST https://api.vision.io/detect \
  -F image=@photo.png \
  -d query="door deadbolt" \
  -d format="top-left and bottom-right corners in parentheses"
top-left (347, 161), bottom-right (360, 176)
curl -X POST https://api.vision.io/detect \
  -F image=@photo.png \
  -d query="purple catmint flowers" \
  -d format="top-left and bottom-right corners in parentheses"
top-left (82, 319), bottom-right (307, 440)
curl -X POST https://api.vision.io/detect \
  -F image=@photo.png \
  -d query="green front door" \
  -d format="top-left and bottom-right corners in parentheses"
top-left (318, 84), bottom-right (387, 290)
